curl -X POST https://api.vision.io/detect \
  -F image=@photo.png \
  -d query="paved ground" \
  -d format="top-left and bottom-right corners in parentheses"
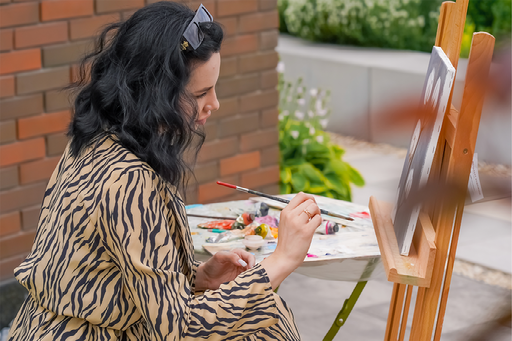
top-left (277, 137), bottom-right (512, 340)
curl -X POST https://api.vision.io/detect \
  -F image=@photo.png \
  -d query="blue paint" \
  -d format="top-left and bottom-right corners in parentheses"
top-left (186, 204), bottom-right (203, 209)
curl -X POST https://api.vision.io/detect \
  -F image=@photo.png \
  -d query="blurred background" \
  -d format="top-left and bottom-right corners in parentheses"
top-left (0, 0), bottom-right (510, 339)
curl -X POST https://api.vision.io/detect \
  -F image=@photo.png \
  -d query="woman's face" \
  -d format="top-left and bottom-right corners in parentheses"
top-left (187, 52), bottom-right (221, 126)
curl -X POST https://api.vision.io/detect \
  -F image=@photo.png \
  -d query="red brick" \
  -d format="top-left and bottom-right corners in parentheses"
top-left (21, 205), bottom-right (40, 230)
top-left (217, 0), bottom-right (258, 17)
top-left (239, 50), bottom-right (278, 73)
top-left (260, 30), bottom-right (278, 50)
top-left (16, 66), bottom-right (70, 95)
top-left (0, 182), bottom-right (46, 214)
top-left (260, 145), bottom-right (279, 167)
top-left (240, 89), bottom-right (278, 113)
top-left (198, 175), bottom-right (238, 203)
top-left (192, 161), bottom-right (218, 184)
top-left (0, 93), bottom-right (44, 120)
top-left (204, 120), bottom-right (217, 141)
top-left (43, 40), bottom-right (93, 67)
top-left (0, 29), bottom-right (13, 52)
top-left (240, 128), bottom-right (278, 152)
top-left (14, 22), bottom-right (68, 49)
top-left (0, 48), bottom-right (41, 75)
top-left (259, 0), bottom-right (277, 11)
top-left (0, 75), bottom-right (15, 98)
top-left (241, 165), bottom-right (279, 189)
top-left (46, 132), bottom-right (68, 155)
top-left (0, 211), bottom-right (21, 237)
top-left (121, 9), bottom-right (138, 21)
top-left (260, 69), bottom-right (278, 89)
top-left (258, 183), bottom-right (279, 195)
top-left (41, 0), bottom-right (94, 21)
top-left (18, 110), bottom-right (71, 139)
top-left (0, 230), bottom-right (36, 259)
top-left (217, 17), bottom-right (237, 37)
top-left (0, 166), bottom-right (19, 190)
top-left (239, 11), bottom-right (278, 33)
top-left (70, 13), bottom-right (119, 40)
top-left (19, 156), bottom-right (59, 184)
top-left (217, 112), bottom-right (259, 138)
top-left (219, 56), bottom-right (237, 79)
top-left (0, 2), bottom-right (39, 28)
top-left (45, 89), bottom-right (72, 112)
top-left (197, 137), bottom-right (238, 163)
top-left (0, 120), bottom-right (16, 144)
top-left (261, 107), bottom-right (278, 128)
top-left (220, 151), bottom-right (260, 176)
top-left (70, 61), bottom-right (91, 83)
top-left (216, 73), bottom-right (259, 98)
top-left (95, 0), bottom-right (145, 14)
top-left (211, 96), bottom-right (238, 120)
top-left (220, 34), bottom-right (258, 57)
top-left (0, 137), bottom-right (45, 167)
top-left (0, 254), bottom-right (27, 282)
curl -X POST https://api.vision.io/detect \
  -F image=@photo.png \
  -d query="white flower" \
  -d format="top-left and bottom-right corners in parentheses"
top-left (290, 131), bottom-right (299, 139)
top-left (282, 110), bottom-right (289, 116)
top-left (309, 127), bottom-right (316, 135)
top-left (278, 114), bottom-right (284, 121)
top-left (315, 99), bottom-right (323, 111)
top-left (310, 88), bottom-right (318, 97)
top-left (317, 109), bottom-right (327, 117)
top-left (297, 98), bottom-right (306, 106)
top-left (276, 61), bottom-right (285, 73)
top-left (294, 110), bottom-right (305, 120)
top-left (320, 119), bottom-right (328, 128)
top-left (303, 139), bottom-right (310, 145)
top-left (297, 87), bottom-right (303, 94)
top-left (316, 135), bottom-right (324, 143)
top-left (287, 96), bottom-right (292, 103)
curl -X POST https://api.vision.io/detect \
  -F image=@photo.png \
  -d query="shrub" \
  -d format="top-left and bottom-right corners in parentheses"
top-left (278, 67), bottom-right (364, 201)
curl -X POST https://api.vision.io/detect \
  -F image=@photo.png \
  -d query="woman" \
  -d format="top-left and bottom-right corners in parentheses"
top-left (8, 2), bottom-right (322, 340)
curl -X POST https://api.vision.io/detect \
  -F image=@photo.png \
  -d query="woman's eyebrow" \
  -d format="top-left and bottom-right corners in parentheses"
top-left (195, 86), bottom-right (213, 93)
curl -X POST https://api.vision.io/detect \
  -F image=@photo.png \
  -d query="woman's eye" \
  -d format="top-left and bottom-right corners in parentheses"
top-left (197, 92), bottom-right (207, 99)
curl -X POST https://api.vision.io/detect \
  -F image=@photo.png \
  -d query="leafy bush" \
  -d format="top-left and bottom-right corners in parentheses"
top-left (279, 0), bottom-right (511, 55)
top-left (278, 68), bottom-right (364, 201)
top-left (279, 0), bottom-right (441, 52)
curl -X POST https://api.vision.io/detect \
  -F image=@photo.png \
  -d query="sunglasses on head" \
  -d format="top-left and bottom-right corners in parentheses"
top-left (181, 4), bottom-right (213, 51)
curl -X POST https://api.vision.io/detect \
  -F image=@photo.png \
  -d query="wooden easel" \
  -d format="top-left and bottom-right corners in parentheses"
top-left (369, 0), bottom-right (495, 339)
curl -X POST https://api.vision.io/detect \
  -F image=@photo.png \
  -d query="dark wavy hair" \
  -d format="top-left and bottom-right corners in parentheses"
top-left (68, 1), bottom-right (223, 189)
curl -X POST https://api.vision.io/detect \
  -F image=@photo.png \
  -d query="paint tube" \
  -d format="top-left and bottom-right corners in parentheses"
top-left (206, 229), bottom-right (245, 243)
top-left (315, 220), bottom-right (339, 235)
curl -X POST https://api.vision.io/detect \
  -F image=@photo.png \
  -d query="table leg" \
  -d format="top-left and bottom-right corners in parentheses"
top-left (322, 281), bottom-right (368, 341)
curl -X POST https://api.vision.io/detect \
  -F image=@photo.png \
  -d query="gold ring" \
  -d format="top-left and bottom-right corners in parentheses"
top-left (303, 209), bottom-right (313, 220)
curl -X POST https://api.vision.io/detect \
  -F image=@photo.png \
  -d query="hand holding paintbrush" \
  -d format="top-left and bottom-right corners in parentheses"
top-left (216, 181), bottom-right (354, 221)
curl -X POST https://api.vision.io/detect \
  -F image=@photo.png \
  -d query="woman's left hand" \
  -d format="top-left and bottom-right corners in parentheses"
top-left (195, 249), bottom-right (255, 291)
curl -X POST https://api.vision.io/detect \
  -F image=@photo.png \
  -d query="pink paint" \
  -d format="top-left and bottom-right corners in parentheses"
top-left (350, 211), bottom-right (371, 219)
top-left (306, 253), bottom-right (318, 258)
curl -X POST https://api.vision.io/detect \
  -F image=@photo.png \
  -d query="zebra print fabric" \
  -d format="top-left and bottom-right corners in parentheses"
top-left (8, 136), bottom-right (301, 340)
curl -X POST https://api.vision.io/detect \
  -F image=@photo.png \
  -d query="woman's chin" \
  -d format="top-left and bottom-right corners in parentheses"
top-left (195, 118), bottom-right (207, 126)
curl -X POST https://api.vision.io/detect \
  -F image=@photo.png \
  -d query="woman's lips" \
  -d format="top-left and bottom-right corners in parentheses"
top-left (195, 111), bottom-right (211, 125)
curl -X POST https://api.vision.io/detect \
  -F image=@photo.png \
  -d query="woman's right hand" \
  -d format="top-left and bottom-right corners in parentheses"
top-left (260, 192), bottom-right (322, 289)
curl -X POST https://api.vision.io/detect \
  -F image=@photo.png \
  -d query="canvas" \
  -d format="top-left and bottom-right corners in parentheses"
top-left (392, 46), bottom-right (456, 256)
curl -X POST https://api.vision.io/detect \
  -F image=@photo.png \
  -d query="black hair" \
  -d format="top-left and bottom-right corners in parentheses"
top-left (68, 1), bottom-right (223, 189)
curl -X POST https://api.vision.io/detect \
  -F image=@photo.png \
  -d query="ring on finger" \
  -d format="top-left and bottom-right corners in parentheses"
top-left (303, 208), bottom-right (313, 220)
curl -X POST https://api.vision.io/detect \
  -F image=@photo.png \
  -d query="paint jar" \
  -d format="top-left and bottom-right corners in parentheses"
top-left (243, 235), bottom-right (265, 250)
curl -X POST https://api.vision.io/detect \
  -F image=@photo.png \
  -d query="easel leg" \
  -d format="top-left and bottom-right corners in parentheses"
top-left (322, 281), bottom-right (368, 341)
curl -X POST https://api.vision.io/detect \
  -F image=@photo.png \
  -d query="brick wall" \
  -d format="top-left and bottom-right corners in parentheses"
top-left (0, 0), bottom-right (280, 283)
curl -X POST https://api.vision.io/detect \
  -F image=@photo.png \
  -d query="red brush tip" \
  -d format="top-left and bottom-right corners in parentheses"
top-left (216, 181), bottom-right (237, 189)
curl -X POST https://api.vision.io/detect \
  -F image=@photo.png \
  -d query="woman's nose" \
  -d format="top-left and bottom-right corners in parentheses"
top-left (209, 89), bottom-right (220, 112)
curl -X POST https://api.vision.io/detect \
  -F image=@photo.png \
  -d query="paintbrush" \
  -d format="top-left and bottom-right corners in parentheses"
top-left (186, 213), bottom-right (237, 220)
top-left (216, 181), bottom-right (354, 221)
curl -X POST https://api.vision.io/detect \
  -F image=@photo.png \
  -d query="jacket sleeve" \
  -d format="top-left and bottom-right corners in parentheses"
top-left (102, 170), bottom-right (279, 340)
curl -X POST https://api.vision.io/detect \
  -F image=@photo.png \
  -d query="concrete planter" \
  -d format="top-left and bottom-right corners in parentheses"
top-left (277, 34), bottom-right (511, 166)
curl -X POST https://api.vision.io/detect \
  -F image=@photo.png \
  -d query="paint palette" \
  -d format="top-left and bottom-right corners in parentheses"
top-left (392, 46), bottom-right (455, 256)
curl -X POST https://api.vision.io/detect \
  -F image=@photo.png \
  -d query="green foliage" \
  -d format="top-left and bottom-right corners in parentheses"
top-left (279, 0), bottom-right (511, 56)
top-left (278, 73), bottom-right (364, 201)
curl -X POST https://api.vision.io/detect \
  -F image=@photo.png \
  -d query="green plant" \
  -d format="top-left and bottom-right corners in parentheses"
top-left (278, 69), bottom-right (364, 201)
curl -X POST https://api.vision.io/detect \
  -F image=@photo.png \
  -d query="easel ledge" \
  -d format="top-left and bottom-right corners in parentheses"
top-left (369, 197), bottom-right (436, 287)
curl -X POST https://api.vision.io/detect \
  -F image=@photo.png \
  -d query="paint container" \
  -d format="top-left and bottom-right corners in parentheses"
top-left (315, 220), bottom-right (339, 235)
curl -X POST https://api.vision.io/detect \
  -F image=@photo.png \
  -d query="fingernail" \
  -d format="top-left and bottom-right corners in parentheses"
top-left (238, 259), bottom-right (248, 267)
